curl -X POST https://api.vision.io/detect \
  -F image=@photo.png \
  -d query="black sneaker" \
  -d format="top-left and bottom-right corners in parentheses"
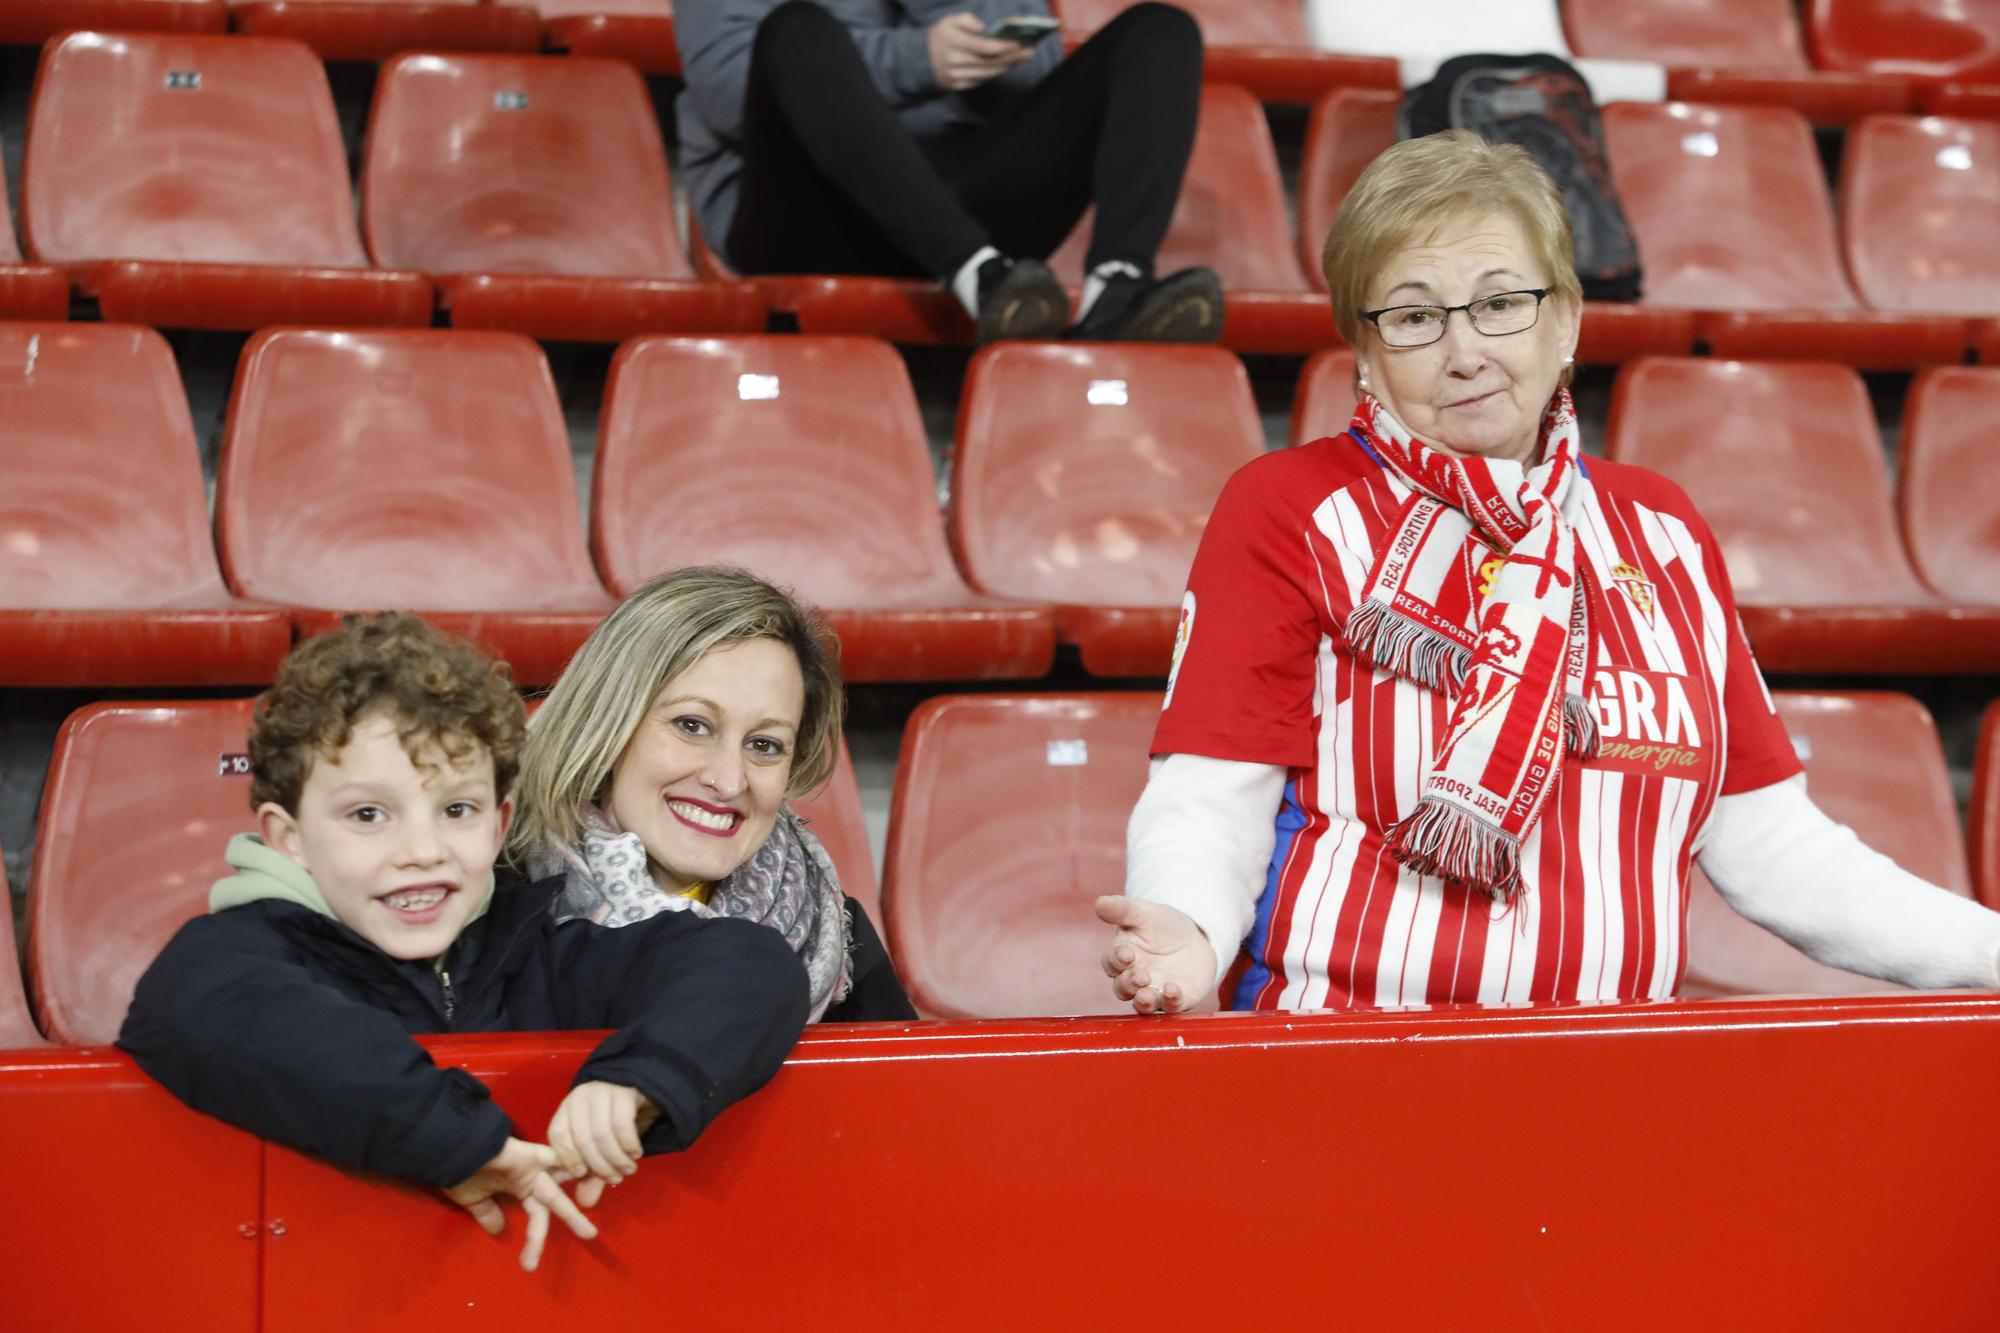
top-left (1071, 266), bottom-right (1225, 343)
top-left (973, 256), bottom-right (1070, 343)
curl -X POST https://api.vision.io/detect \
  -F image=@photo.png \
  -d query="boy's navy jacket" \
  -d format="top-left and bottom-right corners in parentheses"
top-left (117, 866), bottom-right (811, 1190)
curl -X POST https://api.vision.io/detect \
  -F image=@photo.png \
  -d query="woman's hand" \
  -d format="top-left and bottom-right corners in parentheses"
top-left (548, 1081), bottom-right (661, 1206)
top-left (1096, 896), bottom-right (1217, 1015)
top-left (928, 12), bottom-right (1035, 91)
top-left (443, 1136), bottom-right (599, 1272)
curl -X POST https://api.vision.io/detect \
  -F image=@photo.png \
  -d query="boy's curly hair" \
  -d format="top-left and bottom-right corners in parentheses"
top-left (248, 614), bottom-right (527, 813)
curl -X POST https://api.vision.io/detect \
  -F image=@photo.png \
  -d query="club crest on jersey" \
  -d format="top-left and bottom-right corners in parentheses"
top-left (1611, 560), bottom-right (1656, 625)
top-left (1163, 590), bottom-right (1195, 709)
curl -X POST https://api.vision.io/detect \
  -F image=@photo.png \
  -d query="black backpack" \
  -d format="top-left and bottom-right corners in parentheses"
top-left (1397, 52), bottom-right (1642, 302)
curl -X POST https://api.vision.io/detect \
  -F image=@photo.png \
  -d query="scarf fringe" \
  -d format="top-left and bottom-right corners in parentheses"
top-left (1563, 692), bottom-right (1602, 759)
top-left (1388, 797), bottom-right (1525, 905)
top-left (1345, 600), bottom-right (1470, 694)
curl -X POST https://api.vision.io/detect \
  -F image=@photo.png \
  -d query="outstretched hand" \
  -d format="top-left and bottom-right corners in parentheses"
top-left (928, 12), bottom-right (1035, 91)
top-left (1096, 895), bottom-right (1216, 1016)
top-left (443, 1136), bottom-right (599, 1272)
top-left (547, 1081), bottom-right (660, 1207)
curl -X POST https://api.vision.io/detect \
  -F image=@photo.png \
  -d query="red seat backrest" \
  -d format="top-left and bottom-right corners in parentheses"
top-left (29, 700), bottom-right (262, 1045)
top-left (1, 850), bottom-right (46, 1048)
top-left (1296, 88), bottom-right (1398, 292)
top-left (1605, 357), bottom-right (1928, 605)
top-left (1684, 691), bottom-right (1971, 996)
top-left (790, 746), bottom-right (880, 933)
top-left (950, 343), bottom-right (1265, 606)
top-left (1, 179), bottom-right (24, 263)
top-left (1564, 0), bottom-right (1808, 68)
top-left (1050, 83), bottom-right (1308, 291)
top-left (1288, 347), bottom-right (1359, 448)
top-left (591, 334), bottom-right (966, 604)
top-left (0, 323), bottom-right (232, 609)
top-left (363, 52), bottom-right (692, 280)
top-left (882, 692), bottom-right (1157, 1019)
top-left (1842, 115), bottom-right (2000, 316)
top-left (23, 32), bottom-right (368, 267)
top-left (1809, 0), bottom-right (2000, 82)
top-left (1601, 102), bottom-right (1858, 312)
top-left (1974, 702), bottom-right (2000, 912)
top-left (1051, 0), bottom-right (1308, 44)
top-left (215, 328), bottom-right (605, 611)
top-left (1898, 366), bottom-right (2000, 602)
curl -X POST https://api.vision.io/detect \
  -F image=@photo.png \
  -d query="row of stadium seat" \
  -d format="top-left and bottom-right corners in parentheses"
top-left (8, 0), bottom-right (2000, 120)
top-left (5, 322), bottom-right (1999, 685)
top-left (5, 688), bottom-right (1998, 1046)
top-left (7, 33), bottom-right (2000, 362)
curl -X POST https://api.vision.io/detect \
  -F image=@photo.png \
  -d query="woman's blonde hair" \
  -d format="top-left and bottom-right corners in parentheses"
top-left (508, 565), bottom-right (844, 856)
top-left (1321, 129), bottom-right (1584, 353)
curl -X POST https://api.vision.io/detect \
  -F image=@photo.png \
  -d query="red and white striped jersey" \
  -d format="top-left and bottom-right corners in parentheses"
top-left (1156, 433), bottom-right (1801, 1009)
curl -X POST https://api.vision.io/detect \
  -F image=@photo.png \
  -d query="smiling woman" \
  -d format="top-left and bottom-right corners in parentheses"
top-left (511, 566), bottom-right (915, 1023)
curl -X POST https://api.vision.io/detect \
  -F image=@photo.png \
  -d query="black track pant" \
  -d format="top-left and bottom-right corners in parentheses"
top-left (724, 0), bottom-right (1203, 282)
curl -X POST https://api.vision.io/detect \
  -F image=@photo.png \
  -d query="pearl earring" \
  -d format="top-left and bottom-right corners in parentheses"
top-left (1563, 354), bottom-right (1575, 366)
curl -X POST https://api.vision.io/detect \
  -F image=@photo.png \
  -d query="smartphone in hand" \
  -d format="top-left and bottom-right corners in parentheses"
top-left (987, 15), bottom-right (1061, 45)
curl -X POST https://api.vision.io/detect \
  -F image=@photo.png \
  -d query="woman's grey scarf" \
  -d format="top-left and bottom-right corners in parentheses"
top-left (538, 804), bottom-right (853, 1021)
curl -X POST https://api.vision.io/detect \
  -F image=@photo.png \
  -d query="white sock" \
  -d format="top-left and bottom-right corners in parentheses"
top-left (950, 245), bottom-right (1001, 320)
top-left (1078, 260), bottom-right (1144, 322)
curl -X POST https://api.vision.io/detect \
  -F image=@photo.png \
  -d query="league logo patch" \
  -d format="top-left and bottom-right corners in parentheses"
top-left (1163, 590), bottom-right (1195, 709)
top-left (1611, 560), bottom-right (1656, 626)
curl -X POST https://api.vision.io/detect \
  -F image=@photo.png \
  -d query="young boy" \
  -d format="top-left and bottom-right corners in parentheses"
top-left (118, 615), bottom-right (810, 1270)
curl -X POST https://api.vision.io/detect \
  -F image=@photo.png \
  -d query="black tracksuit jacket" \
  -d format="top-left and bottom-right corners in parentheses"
top-left (117, 872), bottom-right (811, 1189)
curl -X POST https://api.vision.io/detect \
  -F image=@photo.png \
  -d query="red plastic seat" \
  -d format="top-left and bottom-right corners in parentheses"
top-left (791, 745), bottom-right (881, 936)
top-left (882, 692), bottom-right (1157, 1018)
top-left (1683, 691), bottom-right (1972, 997)
top-left (28, 699), bottom-right (262, 1045)
top-left (592, 335), bottom-right (1055, 681)
top-left (1842, 115), bottom-right (2000, 317)
top-left (1296, 89), bottom-right (1696, 364)
top-left (1898, 367), bottom-right (2000, 604)
top-left (1562, 0), bottom-right (1909, 123)
top-left (1974, 701), bottom-right (2000, 912)
top-left (1601, 102), bottom-right (1966, 367)
top-left (1049, 84), bottom-right (1332, 354)
top-left (21, 32), bottom-right (431, 332)
top-left (0, 184), bottom-right (68, 321)
top-left (1605, 357), bottom-right (2000, 671)
top-left (536, 0), bottom-right (678, 74)
top-left (1, 846), bottom-right (49, 1049)
top-left (0, 324), bottom-right (291, 687)
top-left (362, 52), bottom-right (762, 343)
top-left (229, 0), bottom-right (541, 61)
top-left (1047, 0), bottom-right (1397, 105)
top-left (215, 329), bottom-right (614, 686)
top-left (1288, 347), bottom-right (1359, 448)
top-left (950, 343), bottom-right (1264, 677)
top-left (0, 0), bottom-right (224, 42)
top-left (1809, 0), bottom-right (2000, 84)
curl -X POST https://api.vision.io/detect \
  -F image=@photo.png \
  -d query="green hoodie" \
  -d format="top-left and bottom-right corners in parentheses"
top-left (209, 833), bottom-right (495, 933)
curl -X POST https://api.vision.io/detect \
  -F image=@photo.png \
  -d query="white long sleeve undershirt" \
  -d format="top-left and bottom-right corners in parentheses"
top-left (1124, 755), bottom-right (2000, 1002)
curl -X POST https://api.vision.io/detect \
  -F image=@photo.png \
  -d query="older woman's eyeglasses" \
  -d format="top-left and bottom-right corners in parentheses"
top-left (1362, 288), bottom-right (1553, 348)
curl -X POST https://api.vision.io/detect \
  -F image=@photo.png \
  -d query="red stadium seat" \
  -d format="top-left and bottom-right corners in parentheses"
top-left (1, 851), bottom-right (49, 1049)
top-left (535, 0), bottom-right (679, 74)
top-left (28, 699), bottom-right (262, 1046)
top-left (20, 32), bottom-right (432, 332)
top-left (882, 692), bottom-right (1157, 1018)
top-left (591, 334), bottom-right (1056, 682)
top-left (0, 0), bottom-right (224, 42)
top-left (0, 184), bottom-right (69, 321)
top-left (791, 746), bottom-right (881, 935)
top-left (1809, 0), bottom-right (2000, 84)
top-left (1897, 367), bottom-right (2000, 603)
top-left (1048, 84), bottom-right (1332, 354)
top-left (1562, 0), bottom-right (1908, 123)
top-left (0, 323), bottom-right (291, 687)
top-left (229, 0), bottom-right (541, 62)
top-left (1974, 702), bottom-right (2000, 912)
top-left (1047, 0), bottom-right (1398, 105)
top-left (1288, 347), bottom-right (1359, 448)
top-left (1296, 89), bottom-right (1696, 364)
top-left (1683, 691), bottom-right (1973, 997)
top-left (1842, 115), bottom-right (2000, 317)
top-left (215, 329), bottom-right (614, 685)
top-left (949, 343), bottom-right (1264, 677)
top-left (1605, 357), bottom-right (2000, 672)
top-left (1601, 102), bottom-right (1967, 367)
top-left (362, 52), bottom-right (763, 343)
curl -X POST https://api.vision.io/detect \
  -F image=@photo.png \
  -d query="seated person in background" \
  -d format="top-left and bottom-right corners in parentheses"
top-left (1098, 130), bottom-right (2000, 1015)
top-left (119, 615), bottom-right (809, 1271)
top-left (511, 565), bottom-right (915, 1023)
top-left (677, 0), bottom-right (1223, 343)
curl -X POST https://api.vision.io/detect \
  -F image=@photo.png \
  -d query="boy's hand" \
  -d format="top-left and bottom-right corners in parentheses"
top-left (928, 12), bottom-right (1034, 91)
top-left (548, 1081), bottom-right (661, 1204)
top-left (444, 1136), bottom-right (598, 1272)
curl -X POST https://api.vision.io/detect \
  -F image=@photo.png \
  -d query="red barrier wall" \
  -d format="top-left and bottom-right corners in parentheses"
top-left (7, 996), bottom-right (2000, 1331)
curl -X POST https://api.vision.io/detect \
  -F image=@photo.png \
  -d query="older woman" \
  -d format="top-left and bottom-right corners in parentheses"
top-left (512, 566), bottom-right (914, 1023)
top-left (1099, 130), bottom-right (2000, 1014)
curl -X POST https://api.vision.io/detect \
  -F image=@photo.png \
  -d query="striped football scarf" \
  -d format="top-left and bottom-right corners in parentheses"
top-left (1344, 389), bottom-right (1599, 904)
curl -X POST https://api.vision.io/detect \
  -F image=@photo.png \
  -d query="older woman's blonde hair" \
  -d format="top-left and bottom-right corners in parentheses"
top-left (508, 565), bottom-right (844, 857)
top-left (1321, 130), bottom-right (1584, 354)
